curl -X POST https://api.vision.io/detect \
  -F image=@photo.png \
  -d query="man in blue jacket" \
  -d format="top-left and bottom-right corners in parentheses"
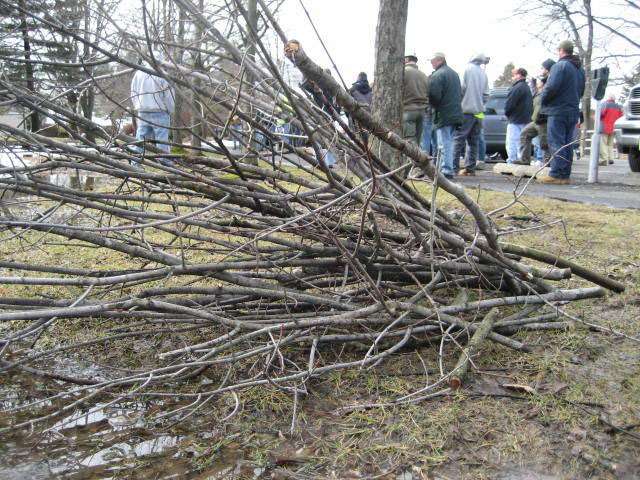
top-left (537, 40), bottom-right (586, 184)
top-left (504, 67), bottom-right (533, 164)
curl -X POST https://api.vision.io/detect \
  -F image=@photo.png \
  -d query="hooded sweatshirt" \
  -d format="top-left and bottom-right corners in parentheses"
top-left (460, 53), bottom-right (490, 115)
top-left (349, 78), bottom-right (372, 111)
top-left (131, 65), bottom-right (175, 114)
top-left (540, 55), bottom-right (585, 117)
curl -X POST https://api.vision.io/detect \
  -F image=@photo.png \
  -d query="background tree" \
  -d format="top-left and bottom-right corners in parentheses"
top-left (621, 63), bottom-right (640, 101)
top-left (493, 62), bottom-right (515, 88)
top-left (514, 0), bottom-right (640, 142)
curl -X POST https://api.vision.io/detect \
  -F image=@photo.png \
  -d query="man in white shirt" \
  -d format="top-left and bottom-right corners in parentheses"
top-left (130, 54), bottom-right (175, 165)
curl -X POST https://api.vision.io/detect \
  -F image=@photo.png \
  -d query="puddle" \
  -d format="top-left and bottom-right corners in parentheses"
top-left (36, 173), bottom-right (99, 191)
top-left (0, 362), bottom-right (263, 480)
top-left (0, 146), bottom-right (104, 192)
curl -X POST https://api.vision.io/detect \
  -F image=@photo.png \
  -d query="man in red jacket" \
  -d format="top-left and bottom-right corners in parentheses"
top-left (599, 94), bottom-right (623, 165)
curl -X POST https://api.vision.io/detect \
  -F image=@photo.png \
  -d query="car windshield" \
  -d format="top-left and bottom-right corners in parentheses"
top-left (486, 95), bottom-right (507, 115)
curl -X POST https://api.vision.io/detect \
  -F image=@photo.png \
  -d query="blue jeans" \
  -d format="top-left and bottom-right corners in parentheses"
top-left (231, 124), bottom-right (242, 149)
top-left (532, 136), bottom-right (542, 162)
top-left (323, 149), bottom-right (335, 166)
top-left (506, 122), bottom-right (527, 162)
top-left (547, 113), bottom-right (579, 179)
top-left (435, 125), bottom-right (456, 176)
top-left (420, 120), bottom-right (434, 154)
top-left (478, 127), bottom-right (486, 161)
top-left (453, 114), bottom-right (482, 172)
top-left (313, 144), bottom-right (335, 167)
top-left (136, 111), bottom-right (171, 152)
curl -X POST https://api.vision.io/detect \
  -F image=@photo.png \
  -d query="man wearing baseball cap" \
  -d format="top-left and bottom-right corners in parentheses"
top-left (428, 52), bottom-right (463, 179)
top-left (537, 39), bottom-right (586, 184)
top-left (403, 53), bottom-right (430, 172)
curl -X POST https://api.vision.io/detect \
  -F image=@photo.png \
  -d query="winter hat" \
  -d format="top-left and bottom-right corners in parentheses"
top-left (541, 58), bottom-right (556, 71)
top-left (357, 72), bottom-right (368, 82)
top-left (558, 40), bottom-right (574, 54)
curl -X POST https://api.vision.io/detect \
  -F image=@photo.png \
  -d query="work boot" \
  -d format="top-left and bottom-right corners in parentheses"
top-left (537, 175), bottom-right (569, 184)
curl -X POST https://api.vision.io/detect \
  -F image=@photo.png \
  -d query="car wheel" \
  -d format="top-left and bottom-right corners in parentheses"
top-left (629, 149), bottom-right (640, 172)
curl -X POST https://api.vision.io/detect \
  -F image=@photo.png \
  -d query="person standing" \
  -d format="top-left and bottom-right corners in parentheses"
top-left (348, 72), bottom-right (373, 140)
top-left (428, 52), bottom-right (463, 179)
top-left (504, 67), bottom-right (533, 164)
top-left (452, 52), bottom-right (490, 176)
top-left (349, 72), bottom-right (373, 111)
top-left (537, 40), bottom-right (586, 184)
top-left (403, 55), bottom-right (430, 147)
top-left (598, 94), bottom-right (623, 165)
top-left (540, 58), bottom-right (555, 80)
top-left (130, 54), bottom-right (175, 166)
top-left (231, 117), bottom-right (243, 150)
top-left (519, 76), bottom-right (549, 167)
top-left (302, 70), bottom-right (340, 168)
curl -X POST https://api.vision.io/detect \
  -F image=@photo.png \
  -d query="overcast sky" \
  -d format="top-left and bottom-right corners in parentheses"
top-left (277, 0), bottom-right (631, 96)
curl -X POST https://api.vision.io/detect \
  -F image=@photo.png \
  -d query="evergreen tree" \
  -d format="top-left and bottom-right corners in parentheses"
top-left (493, 62), bottom-right (515, 88)
top-left (0, 0), bottom-right (83, 130)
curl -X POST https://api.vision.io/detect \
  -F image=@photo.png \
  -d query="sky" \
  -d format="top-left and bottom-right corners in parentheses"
top-left (277, 0), bottom-right (632, 96)
top-left (278, 0), bottom-right (553, 88)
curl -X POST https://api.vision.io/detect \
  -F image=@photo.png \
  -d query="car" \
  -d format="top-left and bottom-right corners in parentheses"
top-left (613, 83), bottom-right (640, 172)
top-left (483, 87), bottom-right (509, 159)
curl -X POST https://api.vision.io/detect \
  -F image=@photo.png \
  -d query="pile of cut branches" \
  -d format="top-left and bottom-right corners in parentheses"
top-left (0, 0), bottom-right (624, 434)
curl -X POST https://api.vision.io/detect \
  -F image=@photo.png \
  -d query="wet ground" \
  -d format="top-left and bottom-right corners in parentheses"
top-left (0, 368), bottom-right (259, 479)
top-left (0, 146), bottom-right (638, 479)
top-left (453, 155), bottom-right (640, 210)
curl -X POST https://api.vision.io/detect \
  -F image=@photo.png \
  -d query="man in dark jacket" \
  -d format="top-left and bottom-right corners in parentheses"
top-left (504, 67), bottom-right (533, 164)
top-left (348, 72), bottom-right (373, 140)
top-left (519, 76), bottom-right (549, 166)
top-left (537, 40), bottom-right (586, 184)
top-left (428, 52), bottom-right (463, 179)
top-left (302, 70), bottom-right (340, 167)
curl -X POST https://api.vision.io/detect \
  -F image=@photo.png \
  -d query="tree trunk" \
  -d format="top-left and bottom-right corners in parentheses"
top-left (370, 0), bottom-right (407, 174)
top-left (173, 4), bottom-right (188, 145)
top-left (191, 0), bottom-right (206, 148)
top-left (247, 0), bottom-right (259, 156)
top-left (19, 0), bottom-right (40, 132)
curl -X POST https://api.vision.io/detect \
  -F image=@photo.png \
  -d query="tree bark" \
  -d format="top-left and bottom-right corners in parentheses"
top-left (19, 0), bottom-right (40, 132)
top-left (370, 0), bottom-right (407, 174)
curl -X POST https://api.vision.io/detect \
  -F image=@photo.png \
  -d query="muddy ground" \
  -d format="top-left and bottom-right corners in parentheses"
top-left (1, 183), bottom-right (639, 480)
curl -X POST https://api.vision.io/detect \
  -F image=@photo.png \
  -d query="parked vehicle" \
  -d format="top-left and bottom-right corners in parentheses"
top-left (483, 88), bottom-right (509, 159)
top-left (614, 83), bottom-right (640, 172)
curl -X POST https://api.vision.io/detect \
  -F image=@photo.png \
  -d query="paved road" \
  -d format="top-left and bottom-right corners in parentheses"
top-left (454, 156), bottom-right (640, 210)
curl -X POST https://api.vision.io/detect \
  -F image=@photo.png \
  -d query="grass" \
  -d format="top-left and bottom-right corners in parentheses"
top-left (1, 168), bottom-right (639, 478)
top-left (233, 185), bottom-right (640, 478)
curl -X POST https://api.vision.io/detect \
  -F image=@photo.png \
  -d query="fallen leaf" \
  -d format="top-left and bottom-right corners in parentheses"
top-left (501, 383), bottom-right (536, 395)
